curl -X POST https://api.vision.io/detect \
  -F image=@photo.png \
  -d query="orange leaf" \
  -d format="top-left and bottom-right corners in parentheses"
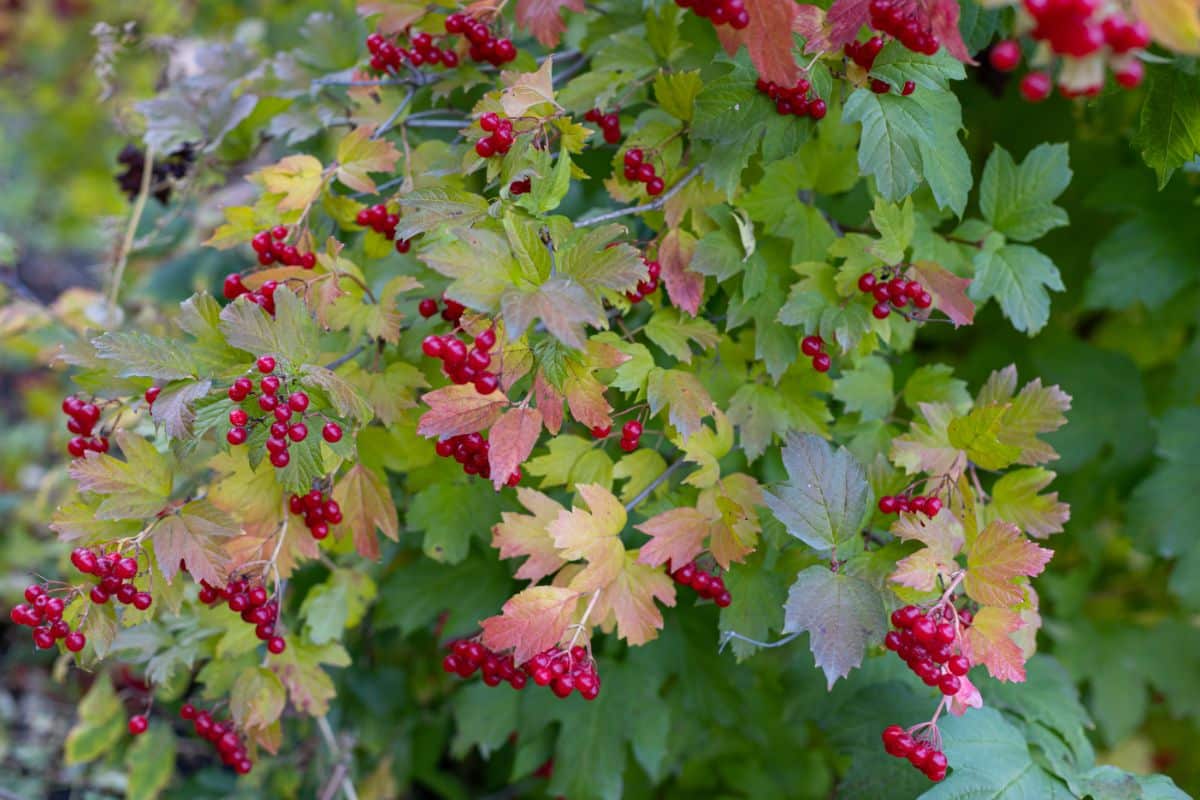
top-left (963, 521), bottom-right (1053, 608)
top-left (635, 507), bottom-right (710, 569)
top-left (491, 488), bottom-right (568, 582)
top-left (487, 407), bottom-right (543, 490)
top-left (332, 464), bottom-right (399, 560)
top-left (548, 484), bottom-right (627, 592)
top-left (716, 0), bottom-right (800, 85)
top-left (593, 552), bottom-right (677, 645)
top-left (515, 0), bottom-right (585, 47)
top-left (658, 228), bottom-right (704, 316)
top-left (480, 585), bottom-right (581, 665)
top-left (417, 384), bottom-right (509, 438)
top-left (962, 606), bottom-right (1027, 682)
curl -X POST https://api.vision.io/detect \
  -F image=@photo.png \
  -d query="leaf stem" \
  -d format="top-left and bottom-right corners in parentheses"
top-left (108, 143), bottom-right (155, 318)
top-left (574, 165), bottom-right (701, 228)
top-left (717, 631), bottom-right (801, 652)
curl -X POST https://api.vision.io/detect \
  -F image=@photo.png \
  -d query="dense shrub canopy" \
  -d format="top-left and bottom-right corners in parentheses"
top-left (1, 0), bottom-right (1199, 798)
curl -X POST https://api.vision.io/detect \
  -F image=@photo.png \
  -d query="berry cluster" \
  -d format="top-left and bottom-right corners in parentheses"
top-left (868, 0), bottom-right (941, 55)
top-left (444, 641), bottom-right (602, 700)
top-left (882, 725), bottom-right (949, 782)
top-left (801, 335), bottom-right (832, 374)
top-left (591, 419), bottom-right (642, 453)
top-left (355, 203), bottom-right (413, 253)
top-left (673, 0), bottom-right (750, 30)
top-left (70, 547), bottom-right (152, 610)
top-left (857, 273), bottom-right (932, 320)
top-left (878, 493), bottom-right (942, 517)
top-left (475, 112), bottom-right (517, 159)
top-left (417, 295), bottom-right (464, 323)
top-left (288, 489), bottom-right (343, 540)
top-left (445, 13), bottom-right (518, 66)
top-left (509, 177), bottom-right (532, 195)
top-left (884, 604), bottom-right (971, 698)
top-left (225, 355), bottom-right (343, 466)
top-left (625, 257), bottom-right (661, 304)
top-left (755, 77), bottom-right (829, 120)
top-left (670, 561), bottom-right (732, 607)
top-left (10, 583), bottom-right (86, 652)
top-left (222, 276), bottom-right (281, 315)
top-left (996, 3), bottom-right (1150, 101)
top-left (620, 149), bottom-right (664, 196)
top-left (366, 30), bottom-right (460, 73)
top-left (584, 108), bottom-right (622, 144)
top-left (843, 37), bottom-right (914, 95)
top-left (250, 226), bottom-right (316, 269)
top-left (180, 703), bottom-right (254, 774)
top-left (433, 431), bottom-right (521, 486)
top-left (421, 321), bottom-right (501, 395)
top-left (61, 395), bottom-right (107, 458)
top-left (196, 576), bottom-right (286, 654)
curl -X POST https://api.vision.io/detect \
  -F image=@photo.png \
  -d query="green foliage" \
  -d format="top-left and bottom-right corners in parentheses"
top-left (1, 0), bottom-right (1199, 798)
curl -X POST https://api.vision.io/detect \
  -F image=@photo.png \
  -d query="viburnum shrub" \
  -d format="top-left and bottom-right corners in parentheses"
top-left (8, 0), bottom-right (1199, 797)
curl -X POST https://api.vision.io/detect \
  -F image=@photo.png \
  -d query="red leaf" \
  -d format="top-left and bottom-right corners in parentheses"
top-left (793, 4), bottom-right (828, 52)
top-left (928, 0), bottom-right (974, 64)
top-left (962, 606), bottom-right (1028, 682)
top-left (715, 0), bottom-right (800, 85)
top-left (658, 229), bottom-right (705, 316)
top-left (515, 0), bottom-right (585, 47)
top-left (824, 0), bottom-right (871, 49)
top-left (487, 407), bottom-right (543, 490)
top-left (911, 260), bottom-right (976, 328)
top-left (480, 585), bottom-right (580, 665)
top-left (534, 371), bottom-right (565, 435)
top-left (417, 384), bottom-right (509, 438)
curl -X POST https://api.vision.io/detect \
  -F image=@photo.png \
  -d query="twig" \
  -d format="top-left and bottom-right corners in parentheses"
top-left (718, 631), bottom-right (801, 652)
top-left (324, 344), bottom-right (367, 371)
top-left (371, 86), bottom-right (415, 140)
top-left (108, 143), bottom-right (155, 316)
top-left (624, 458), bottom-right (685, 512)
top-left (568, 589), bottom-right (602, 649)
top-left (403, 118), bottom-right (468, 129)
top-left (575, 165), bottom-right (701, 228)
top-left (317, 715), bottom-right (359, 800)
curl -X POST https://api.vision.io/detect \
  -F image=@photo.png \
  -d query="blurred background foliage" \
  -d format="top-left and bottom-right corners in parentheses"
top-left (1, 0), bottom-right (1198, 798)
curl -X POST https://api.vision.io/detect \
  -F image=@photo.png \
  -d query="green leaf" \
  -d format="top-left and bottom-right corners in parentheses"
top-left (646, 367), bottom-right (713, 440)
top-left (902, 364), bottom-right (971, 413)
top-left (918, 707), bottom-right (1071, 800)
top-left (231, 666), bottom-right (287, 730)
top-left (782, 565), bottom-right (887, 689)
top-left (979, 144), bottom-right (1072, 242)
top-left (869, 41), bottom-right (966, 90)
top-left (1084, 214), bottom-right (1200, 310)
top-left (272, 640), bottom-right (351, 717)
top-left (64, 676), bottom-right (126, 764)
top-left (833, 356), bottom-right (895, 421)
top-left (218, 287), bottom-right (320, 364)
top-left (375, 550), bottom-right (514, 638)
top-left (719, 551), bottom-right (787, 660)
top-left (947, 405), bottom-right (1023, 471)
top-left (124, 723), bottom-right (176, 800)
top-left (1129, 407), bottom-right (1200, 558)
top-left (396, 188), bottom-right (489, 240)
top-left (1132, 64), bottom-right (1200, 189)
top-left (68, 432), bottom-right (173, 520)
top-left (970, 242), bottom-right (1064, 335)
top-left (92, 332), bottom-right (197, 380)
top-left (643, 308), bottom-right (720, 363)
top-left (763, 432), bottom-right (873, 554)
top-left (988, 468), bottom-right (1070, 538)
top-left (301, 569), bottom-right (379, 644)
top-left (407, 481), bottom-right (505, 564)
top-left (869, 197), bottom-right (915, 264)
top-left (451, 681), bottom-right (520, 758)
top-left (913, 89), bottom-right (972, 218)
top-left (843, 88), bottom-right (931, 203)
top-left (501, 277), bottom-right (606, 351)
top-left (654, 69), bottom-right (703, 122)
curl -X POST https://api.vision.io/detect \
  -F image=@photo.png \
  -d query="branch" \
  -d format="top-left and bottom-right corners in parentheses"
top-left (575, 165), bottom-right (701, 228)
top-left (371, 86), bottom-right (415, 140)
top-left (317, 715), bottom-right (358, 800)
top-left (717, 631), bottom-right (801, 653)
top-left (403, 118), bottom-right (468, 129)
top-left (624, 458), bottom-right (685, 512)
top-left (324, 344), bottom-right (367, 371)
top-left (108, 143), bottom-right (155, 316)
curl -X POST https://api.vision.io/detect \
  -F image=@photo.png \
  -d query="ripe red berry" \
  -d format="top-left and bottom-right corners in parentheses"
top-left (990, 39), bottom-right (1021, 72)
top-left (288, 392), bottom-right (309, 412)
top-left (645, 177), bottom-right (665, 196)
top-left (812, 353), bottom-right (832, 373)
top-left (947, 654), bottom-right (970, 676)
top-left (267, 637), bottom-right (287, 654)
top-left (323, 423), bottom-right (343, 443)
top-left (938, 673), bottom-right (961, 696)
top-left (872, 302), bottom-right (892, 320)
top-left (1020, 71), bottom-right (1052, 103)
top-left (418, 298), bottom-right (438, 318)
top-left (801, 335), bottom-right (823, 356)
top-left (256, 356), bottom-right (276, 373)
top-left (891, 605), bottom-right (921, 628)
top-left (591, 425), bottom-right (611, 439)
top-left (226, 426), bottom-right (248, 446)
top-left (270, 451), bottom-right (290, 468)
top-left (65, 631), bottom-right (86, 652)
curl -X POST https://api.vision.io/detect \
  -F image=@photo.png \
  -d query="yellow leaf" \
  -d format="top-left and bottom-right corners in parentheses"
top-left (500, 58), bottom-right (559, 119)
top-left (255, 154), bottom-right (325, 212)
top-left (492, 488), bottom-right (569, 581)
top-left (1133, 0), bottom-right (1200, 54)
top-left (549, 484), bottom-right (627, 592)
top-left (480, 585), bottom-right (581, 664)
top-left (332, 464), bottom-right (400, 560)
top-left (336, 126), bottom-right (402, 193)
top-left (593, 552), bottom-right (676, 645)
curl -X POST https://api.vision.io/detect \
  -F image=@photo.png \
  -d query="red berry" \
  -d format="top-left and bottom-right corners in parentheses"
top-left (619, 438), bottom-right (639, 452)
top-left (872, 302), bottom-right (892, 320)
top-left (256, 356), bottom-right (276, 373)
top-left (891, 605), bottom-right (921, 628)
top-left (65, 631), bottom-right (86, 652)
top-left (938, 673), bottom-right (961, 696)
top-left (857, 273), bottom-right (877, 293)
top-left (323, 423), bottom-right (343, 443)
top-left (267, 637), bottom-right (287, 654)
top-left (270, 451), bottom-right (290, 468)
top-left (990, 39), bottom-right (1021, 72)
top-left (591, 425), bottom-right (611, 439)
top-left (1020, 71), bottom-right (1052, 103)
top-left (645, 177), bottom-right (665, 196)
top-left (1115, 59), bottom-right (1144, 89)
top-left (812, 353), bottom-right (831, 373)
top-left (551, 675), bottom-right (575, 698)
top-left (70, 548), bottom-right (95, 573)
top-left (419, 298), bottom-right (438, 318)
top-left (947, 654), bottom-right (970, 676)
top-left (227, 425), bottom-right (248, 446)
top-left (801, 335), bottom-right (823, 356)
